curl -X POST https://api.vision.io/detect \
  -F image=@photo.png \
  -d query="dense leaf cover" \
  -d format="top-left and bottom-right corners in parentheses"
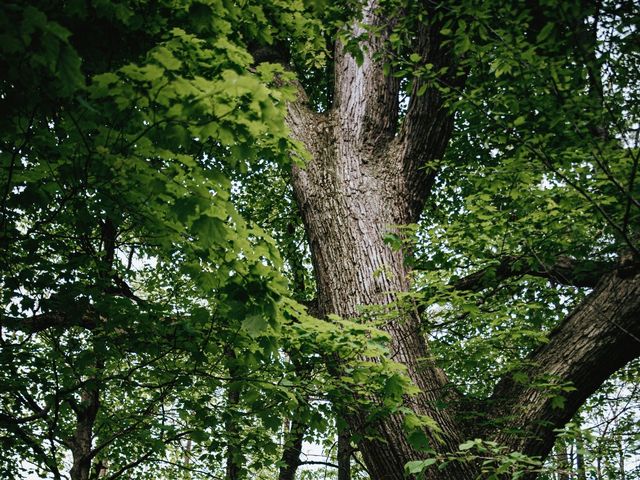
top-left (0, 1), bottom-right (405, 478)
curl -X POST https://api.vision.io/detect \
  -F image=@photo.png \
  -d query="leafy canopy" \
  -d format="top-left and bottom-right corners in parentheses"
top-left (0, 1), bottom-right (408, 478)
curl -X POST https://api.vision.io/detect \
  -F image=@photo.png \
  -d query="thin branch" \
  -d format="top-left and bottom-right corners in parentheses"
top-left (299, 460), bottom-right (340, 469)
top-left (0, 414), bottom-right (63, 479)
top-left (453, 255), bottom-right (618, 291)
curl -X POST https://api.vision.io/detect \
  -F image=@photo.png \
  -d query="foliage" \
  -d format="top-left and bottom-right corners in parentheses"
top-left (402, 362), bottom-right (640, 480)
top-left (361, 0), bottom-right (640, 392)
top-left (541, 360), bottom-right (640, 480)
top-left (390, 0), bottom-right (640, 391)
top-left (0, 1), bottom-right (405, 478)
top-left (405, 440), bottom-right (544, 480)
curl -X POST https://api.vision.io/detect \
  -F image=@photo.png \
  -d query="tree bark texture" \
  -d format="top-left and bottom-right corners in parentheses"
top-left (278, 418), bottom-right (305, 480)
top-left (288, 4), bottom-right (471, 479)
top-left (286, 1), bottom-right (640, 479)
top-left (69, 385), bottom-right (100, 480)
top-left (337, 429), bottom-right (351, 480)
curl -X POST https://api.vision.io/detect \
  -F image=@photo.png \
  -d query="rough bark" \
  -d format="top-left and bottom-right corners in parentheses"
top-left (288, 4), bottom-right (471, 479)
top-left (69, 383), bottom-right (100, 480)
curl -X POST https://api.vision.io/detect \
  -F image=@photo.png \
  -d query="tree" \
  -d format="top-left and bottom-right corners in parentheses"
top-left (1, 0), bottom-right (639, 479)
top-left (284, 0), bottom-right (640, 478)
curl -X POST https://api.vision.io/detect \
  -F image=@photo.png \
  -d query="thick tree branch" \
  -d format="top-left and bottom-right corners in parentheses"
top-left (2, 275), bottom-right (145, 334)
top-left (333, 0), bottom-right (400, 153)
top-left (453, 255), bottom-right (619, 291)
top-left (2, 311), bottom-right (97, 333)
top-left (489, 268), bottom-right (640, 459)
top-left (395, 20), bottom-right (463, 221)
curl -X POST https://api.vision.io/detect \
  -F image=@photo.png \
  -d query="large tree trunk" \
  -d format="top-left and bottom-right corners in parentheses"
top-left (286, 1), bottom-right (640, 479)
top-left (288, 6), bottom-right (471, 478)
top-left (290, 132), bottom-right (472, 479)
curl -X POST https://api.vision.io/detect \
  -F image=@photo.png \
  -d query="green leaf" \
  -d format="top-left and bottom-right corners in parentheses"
top-left (512, 371), bottom-right (529, 384)
top-left (459, 440), bottom-right (477, 451)
top-left (405, 458), bottom-right (436, 475)
top-left (537, 23), bottom-right (554, 42)
top-left (152, 46), bottom-right (182, 71)
top-left (242, 314), bottom-right (269, 337)
top-left (192, 215), bottom-right (227, 245)
top-left (550, 395), bottom-right (566, 410)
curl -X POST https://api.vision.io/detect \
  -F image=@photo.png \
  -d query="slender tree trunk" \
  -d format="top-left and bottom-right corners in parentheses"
top-left (69, 380), bottom-right (100, 480)
top-left (225, 388), bottom-right (241, 480)
top-left (576, 430), bottom-right (586, 480)
top-left (337, 428), bottom-right (351, 480)
top-left (278, 418), bottom-right (305, 480)
top-left (618, 436), bottom-right (626, 480)
top-left (557, 442), bottom-right (570, 480)
top-left (276, 237), bottom-right (312, 480)
top-left (225, 349), bottom-right (242, 480)
top-left (95, 460), bottom-right (109, 479)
